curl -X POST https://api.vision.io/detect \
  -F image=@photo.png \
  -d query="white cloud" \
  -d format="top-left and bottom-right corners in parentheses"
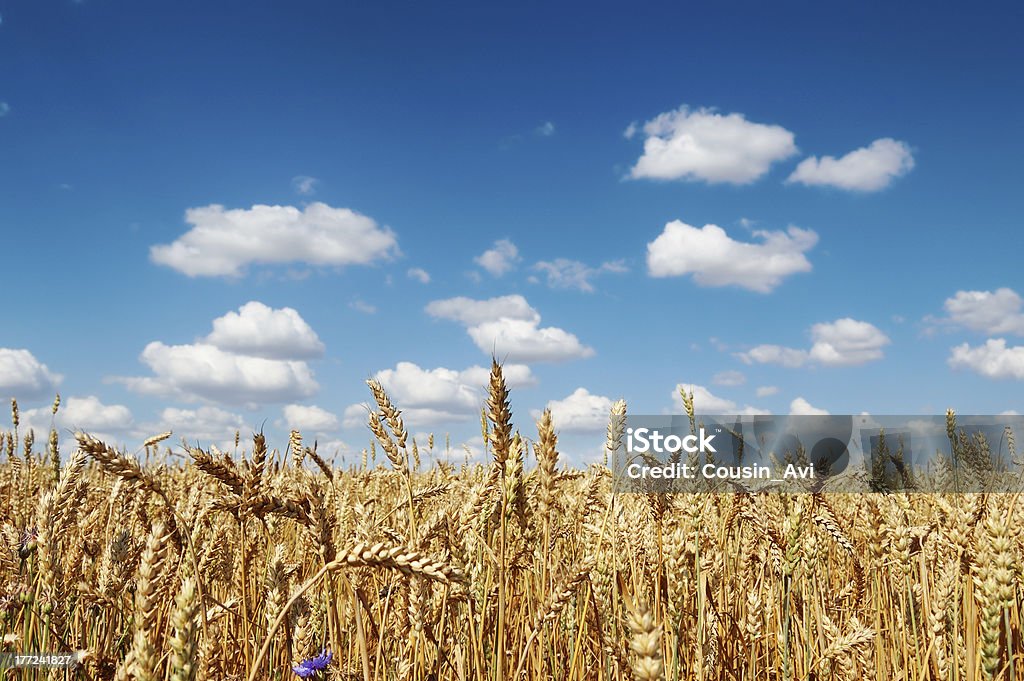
top-left (672, 384), bottom-right (768, 415)
top-left (455, 363), bottom-right (536, 389)
top-left (291, 175), bottom-right (319, 196)
top-left (349, 361), bottom-right (536, 428)
top-left (941, 288), bottom-right (1024, 335)
top-left (787, 138), bottom-right (914, 191)
top-left (0, 102), bottom-right (9, 117)
top-left (426, 294), bottom-right (539, 326)
top-left (152, 406), bottom-right (247, 446)
top-left (807, 318), bottom-right (891, 366)
top-left (536, 121), bottom-right (555, 136)
top-left (789, 397), bottom-right (829, 415)
top-left (315, 439), bottom-right (351, 460)
top-left (467, 319), bottom-right (595, 363)
top-left (150, 202), bottom-right (398, 277)
top-left (738, 345), bottom-right (809, 368)
top-left (532, 259), bottom-right (628, 293)
top-left (407, 267), bottom-right (431, 284)
top-left (375, 363), bottom-right (480, 420)
top-left (904, 418), bottom-right (947, 436)
top-left (60, 395), bottom-right (133, 430)
top-left (427, 295), bottom-right (593, 363)
top-left (21, 395), bottom-right (133, 442)
top-left (673, 385), bottom-right (735, 413)
top-left (282, 404), bottom-right (340, 433)
top-left (738, 318), bottom-right (890, 368)
top-left (0, 348), bottom-right (62, 400)
top-left (756, 386), bottom-right (779, 397)
top-left (113, 303), bottom-right (326, 406)
top-left (646, 220), bottom-right (817, 293)
top-left (349, 300), bottom-right (376, 315)
top-left (204, 301), bottom-right (325, 359)
top-left (114, 342), bottom-right (318, 405)
top-left (712, 370), bottom-right (746, 387)
top-left (627, 105), bottom-right (797, 184)
top-left (453, 435), bottom-right (487, 463)
top-left (948, 339), bottom-right (1024, 380)
top-left (343, 403), bottom-right (372, 430)
top-left (474, 239), bottom-right (520, 276)
top-left (537, 388), bottom-right (614, 432)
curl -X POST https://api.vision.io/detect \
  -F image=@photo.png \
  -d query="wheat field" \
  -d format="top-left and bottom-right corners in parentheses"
top-left (1, 362), bottom-right (1021, 680)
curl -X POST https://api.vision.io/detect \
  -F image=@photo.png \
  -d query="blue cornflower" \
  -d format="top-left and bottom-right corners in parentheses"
top-left (293, 649), bottom-right (333, 678)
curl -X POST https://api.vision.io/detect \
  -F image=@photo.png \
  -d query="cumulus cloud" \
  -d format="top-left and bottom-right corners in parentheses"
top-left (59, 395), bottom-right (133, 430)
top-left (427, 295), bottom-right (594, 363)
top-left (536, 388), bottom-right (614, 432)
top-left (343, 403), bottom-right (373, 430)
top-left (787, 138), bottom-right (914, 191)
top-left (627, 106), bottom-right (797, 184)
top-left (647, 220), bottom-right (817, 293)
top-left (904, 418), bottom-right (947, 437)
top-left (112, 303), bottom-right (324, 405)
top-left (114, 343), bottom-right (318, 404)
top-left (939, 288), bottom-right (1024, 336)
top-left (756, 386), bottom-right (779, 397)
top-left (712, 370), bottom-right (746, 387)
top-left (468, 320), bottom-right (594, 363)
top-left (455, 363), bottom-right (536, 389)
top-left (738, 345), bottom-right (809, 368)
top-left (407, 267), bottom-right (431, 284)
top-left (150, 202), bottom-right (398, 277)
top-left (474, 239), bottom-right (520, 277)
top-left (737, 318), bottom-right (890, 368)
top-left (807, 318), bottom-right (892, 366)
top-left (347, 361), bottom-right (536, 428)
top-left (789, 397), bottom-right (829, 415)
top-left (0, 102), bottom-right (9, 117)
top-left (426, 295), bottom-right (539, 326)
top-left (0, 348), bottom-right (62, 400)
top-left (151, 406), bottom-right (248, 447)
top-left (453, 435), bottom-right (487, 463)
top-left (375, 363), bottom-right (482, 422)
top-left (21, 395), bottom-right (133, 445)
top-left (532, 259), bottom-right (627, 293)
top-left (948, 339), bottom-right (1024, 380)
top-left (291, 175), bottom-right (319, 196)
top-left (282, 404), bottom-right (340, 433)
top-left (318, 438), bottom-right (351, 455)
top-left (204, 301), bottom-right (325, 359)
top-left (672, 384), bottom-right (767, 415)
top-left (536, 121), bottom-right (556, 136)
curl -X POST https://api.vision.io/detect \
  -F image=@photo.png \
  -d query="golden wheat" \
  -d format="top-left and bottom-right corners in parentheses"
top-left (0, 392), bottom-right (1020, 681)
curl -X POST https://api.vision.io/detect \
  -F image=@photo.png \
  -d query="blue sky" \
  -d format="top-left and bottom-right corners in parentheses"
top-left (1, 1), bottom-right (1022, 462)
